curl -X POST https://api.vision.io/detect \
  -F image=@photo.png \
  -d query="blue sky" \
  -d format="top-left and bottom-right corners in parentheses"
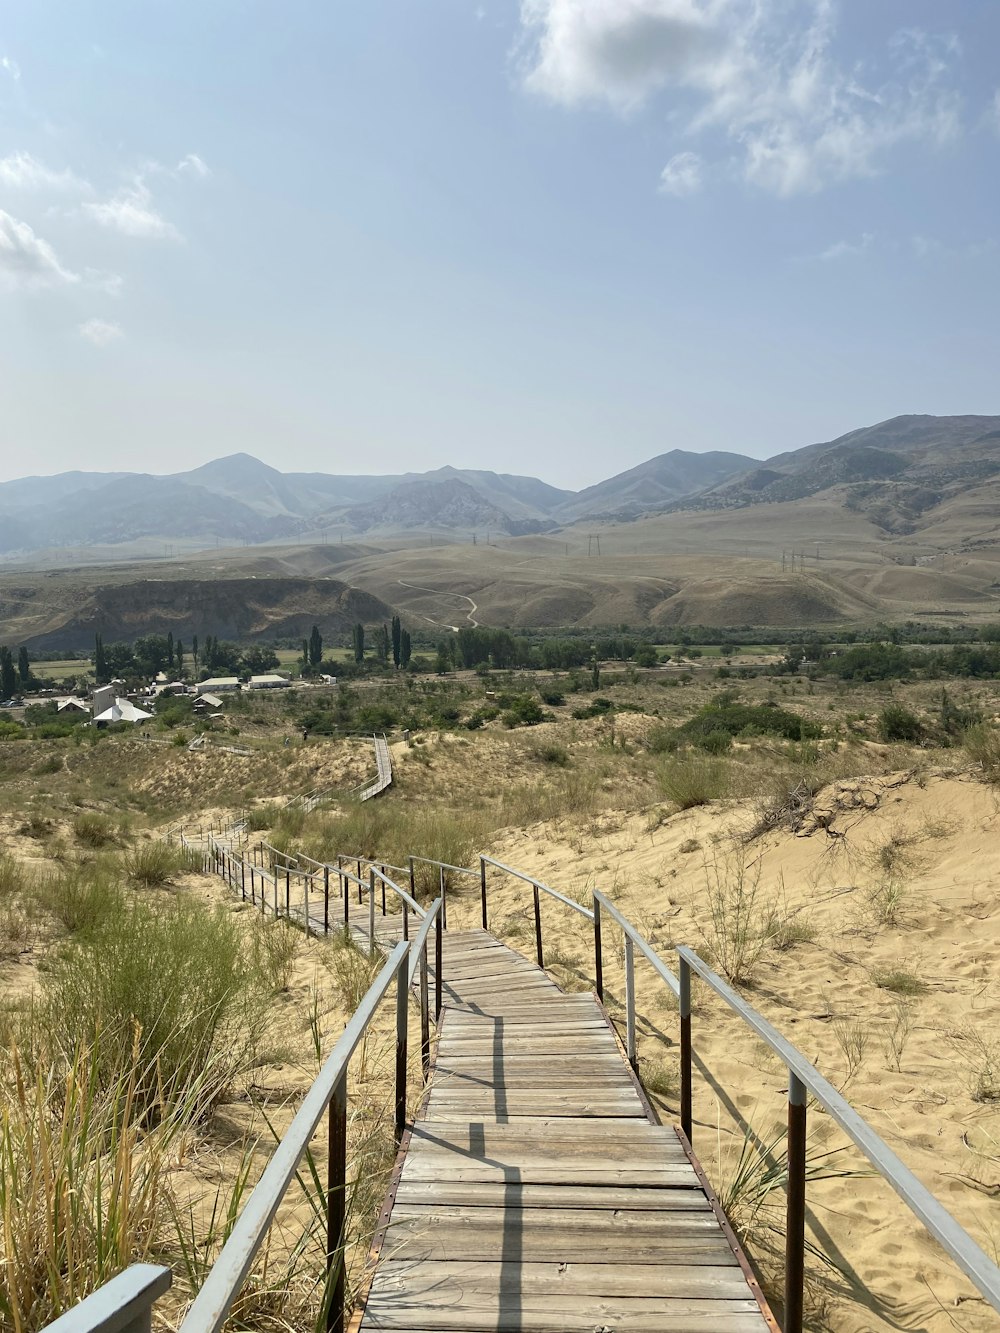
top-left (0, 0), bottom-right (997, 488)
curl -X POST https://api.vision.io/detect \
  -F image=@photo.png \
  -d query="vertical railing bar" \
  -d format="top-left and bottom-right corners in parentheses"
top-left (593, 896), bottom-right (603, 1003)
top-left (395, 960), bottom-right (408, 1144)
top-left (785, 1070), bottom-right (807, 1333)
top-left (324, 864), bottom-right (330, 936)
top-left (479, 855), bottom-right (487, 931)
top-left (326, 1070), bottom-right (347, 1333)
top-left (368, 869), bottom-right (376, 956)
top-left (680, 953), bottom-right (692, 1143)
top-left (625, 935), bottom-right (637, 1073)
top-left (420, 940), bottom-right (430, 1079)
top-left (532, 883), bottom-right (543, 969)
top-left (435, 904), bottom-right (443, 1021)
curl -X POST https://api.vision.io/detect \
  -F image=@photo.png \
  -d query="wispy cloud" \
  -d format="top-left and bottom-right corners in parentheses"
top-left (0, 151), bottom-right (90, 192)
top-left (911, 233), bottom-right (996, 260)
top-left (659, 150), bottom-right (702, 196)
top-left (83, 179), bottom-right (180, 240)
top-left (176, 153), bottom-right (210, 178)
top-left (78, 317), bottom-right (123, 346)
top-left (819, 232), bottom-right (875, 261)
top-left (1, 55), bottom-right (19, 81)
top-left (518, 0), bottom-right (964, 196)
top-left (0, 210), bottom-right (78, 288)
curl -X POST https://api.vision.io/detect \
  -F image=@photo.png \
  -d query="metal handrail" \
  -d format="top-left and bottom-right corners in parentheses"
top-left (41, 1264), bottom-right (171, 1333)
top-left (480, 853), bottom-right (593, 970)
top-left (480, 854), bottom-right (595, 920)
top-left (369, 865), bottom-right (425, 918)
top-left (676, 943), bottom-right (1000, 1321)
top-left (408, 855), bottom-right (479, 877)
top-left (179, 942), bottom-right (409, 1333)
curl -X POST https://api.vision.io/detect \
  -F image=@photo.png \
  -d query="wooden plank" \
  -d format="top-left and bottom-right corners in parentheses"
top-left (360, 1305), bottom-right (766, 1331)
top-left (390, 1181), bottom-right (711, 1210)
top-left (369, 1258), bottom-right (755, 1299)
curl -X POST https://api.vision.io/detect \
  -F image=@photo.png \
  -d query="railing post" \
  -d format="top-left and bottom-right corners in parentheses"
top-left (368, 869), bottom-right (376, 956)
top-left (323, 865), bottom-right (330, 935)
top-left (593, 896), bottom-right (604, 1003)
top-left (680, 953), bottom-right (692, 1143)
top-left (785, 1070), bottom-right (807, 1333)
top-left (326, 1069), bottom-right (348, 1333)
top-left (479, 855), bottom-right (488, 930)
top-left (420, 932), bottom-right (430, 1078)
top-left (409, 856), bottom-right (416, 905)
top-left (439, 865), bottom-right (447, 931)
top-left (273, 873), bottom-right (278, 919)
top-left (402, 902), bottom-right (409, 941)
top-left (304, 873), bottom-right (311, 938)
top-left (343, 867), bottom-right (349, 929)
top-left (533, 884), bottom-right (544, 969)
top-left (435, 905), bottom-right (443, 1020)
top-left (380, 867), bottom-right (386, 916)
top-left (395, 953), bottom-right (408, 1144)
top-left (241, 858), bottom-right (246, 901)
top-left (625, 935), bottom-right (637, 1073)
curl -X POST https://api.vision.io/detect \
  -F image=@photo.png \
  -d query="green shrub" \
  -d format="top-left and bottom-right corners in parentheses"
top-left (678, 700), bottom-right (819, 744)
top-left (658, 755), bottom-right (730, 809)
top-left (38, 895), bottom-right (267, 1120)
top-left (37, 868), bottom-right (123, 936)
top-left (73, 812), bottom-right (119, 848)
top-left (696, 729), bottom-right (732, 754)
top-left (877, 704), bottom-right (923, 743)
top-left (535, 742), bottom-right (570, 767)
top-left (123, 841), bottom-right (186, 887)
top-left (501, 696), bottom-right (545, 728)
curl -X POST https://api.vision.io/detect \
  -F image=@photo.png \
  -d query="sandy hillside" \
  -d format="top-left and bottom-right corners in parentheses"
top-left (432, 765), bottom-right (1000, 1331)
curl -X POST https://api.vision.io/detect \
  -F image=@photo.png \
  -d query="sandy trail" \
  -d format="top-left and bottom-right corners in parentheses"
top-left (397, 578), bottom-right (479, 628)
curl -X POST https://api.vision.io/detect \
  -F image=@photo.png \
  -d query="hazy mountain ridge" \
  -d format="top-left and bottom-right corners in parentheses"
top-left (1, 416), bottom-right (998, 557)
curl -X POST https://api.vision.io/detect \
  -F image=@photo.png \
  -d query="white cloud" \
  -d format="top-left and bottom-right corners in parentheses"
top-left (818, 232), bottom-right (875, 261)
top-left (518, 1), bottom-right (964, 195)
top-left (1, 55), bottom-right (20, 81)
top-left (83, 180), bottom-right (180, 240)
top-left (989, 90), bottom-right (1000, 136)
top-left (177, 153), bottom-right (210, 178)
top-left (0, 151), bottom-right (89, 192)
top-left (78, 317), bottom-right (123, 346)
top-left (0, 210), bottom-right (78, 288)
top-left (659, 150), bottom-right (702, 195)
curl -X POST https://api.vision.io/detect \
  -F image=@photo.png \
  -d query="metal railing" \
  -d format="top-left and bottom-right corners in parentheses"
top-left (480, 853), bottom-right (593, 970)
top-left (408, 855), bottom-right (480, 930)
top-left (358, 733), bottom-right (392, 801)
top-left (45, 905), bottom-right (443, 1333)
top-left (590, 893), bottom-right (1000, 1331)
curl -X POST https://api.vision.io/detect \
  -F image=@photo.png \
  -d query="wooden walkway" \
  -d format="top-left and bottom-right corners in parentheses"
top-left (357, 927), bottom-right (771, 1332)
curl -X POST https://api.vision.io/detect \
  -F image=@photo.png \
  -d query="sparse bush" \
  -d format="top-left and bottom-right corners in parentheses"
top-left (871, 966), bottom-right (926, 996)
top-left (37, 868), bottom-right (123, 936)
top-left (325, 929), bottom-right (381, 1012)
top-left (883, 999), bottom-right (914, 1073)
top-left (37, 894), bottom-right (268, 1121)
top-left (833, 1016), bottom-right (869, 1078)
top-left (698, 846), bottom-right (785, 984)
top-left (245, 803), bottom-right (281, 832)
top-left (251, 918), bottom-right (300, 992)
top-left (501, 695), bottom-right (545, 728)
top-left (534, 742), bottom-right (570, 767)
top-left (877, 704), bottom-right (923, 744)
top-left (963, 724), bottom-right (1000, 781)
top-left (73, 812), bottom-right (119, 847)
top-left (123, 841), bottom-right (186, 887)
top-left (696, 728), bottom-right (732, 754)
top-left (657, 754), bottom-right (729, 809)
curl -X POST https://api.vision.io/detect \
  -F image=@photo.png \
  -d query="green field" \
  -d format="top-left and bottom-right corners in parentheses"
top-left (32, 659), bottom-right (91, 681)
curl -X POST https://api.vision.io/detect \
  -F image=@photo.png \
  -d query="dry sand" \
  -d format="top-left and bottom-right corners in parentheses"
top-left (432, 767), bottom-right (1000, 1330)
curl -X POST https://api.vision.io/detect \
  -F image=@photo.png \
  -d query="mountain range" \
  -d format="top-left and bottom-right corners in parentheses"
top-left (1, 414), bottom-right (999, 560)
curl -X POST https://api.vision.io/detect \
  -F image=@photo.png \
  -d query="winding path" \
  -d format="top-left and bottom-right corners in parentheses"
top-left (397, 579), bottom-right (480, 629)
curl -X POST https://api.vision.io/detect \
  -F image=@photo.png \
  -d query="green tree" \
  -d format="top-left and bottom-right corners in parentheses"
top-left (0, 646), bottom-right (16, 698)
top-left (352, 623), bottom-right (365, 663)
top-left (240, 646), bottom-right (280, 675)
top-left (192, 635), bottom-right (199, 669)
top-left (391, 616), bottom-right (401, 668)
top-left (17, 645), bottom-right (30, 688)
top-left (375, 624), bottom-right (389, 663)
top-left (176, 640), bottom-right (185, 678)
top-left (301, 637), bottom-right (309, 673)
top-left (167, 631), bottom-right (174, 670)
top-left (94, 633), bottom-right (108, 684)
top-left (400, 628), bottom-right (412, 667)
top-left (309, 624), bottom-right (323, 667)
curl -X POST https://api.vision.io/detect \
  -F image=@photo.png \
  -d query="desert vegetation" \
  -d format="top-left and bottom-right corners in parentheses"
top-left (3, 638), bottom-right (1000, 1331)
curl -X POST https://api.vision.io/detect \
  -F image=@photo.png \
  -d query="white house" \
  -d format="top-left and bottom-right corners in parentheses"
top-left (246, 674), bottom-right (291, 690)
top-left (198, 676), bottom-right (241, 693)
